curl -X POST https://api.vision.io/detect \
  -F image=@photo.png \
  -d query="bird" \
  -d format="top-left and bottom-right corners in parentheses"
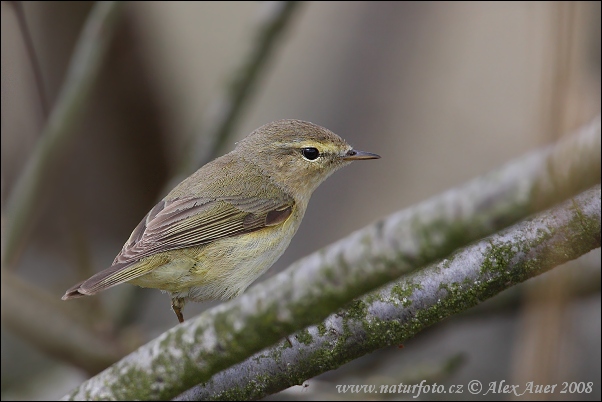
top-left (62, 119), bottom-right (380, 323)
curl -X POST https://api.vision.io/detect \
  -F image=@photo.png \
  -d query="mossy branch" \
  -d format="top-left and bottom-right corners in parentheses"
top-left (1, 1), bottom-right (125, 269)
top-left (61, 116), bottom-right (600, 400)
top-left (176, 185), bottom-right (601, 401)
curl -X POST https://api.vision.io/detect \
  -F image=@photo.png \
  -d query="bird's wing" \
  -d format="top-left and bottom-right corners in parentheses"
top-left (63, 195), bottom-right (294, 298)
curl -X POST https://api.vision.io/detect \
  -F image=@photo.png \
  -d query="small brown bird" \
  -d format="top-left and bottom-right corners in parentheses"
top-left (62, 119), bottom-right (380, 323)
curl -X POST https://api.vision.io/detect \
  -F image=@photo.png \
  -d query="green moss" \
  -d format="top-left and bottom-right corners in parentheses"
top-left (480, 239), bottom-right (516, 275)
top-left (295, 329), bottom-right (313, 345)
top-left (316, 322), bottom-right (327, 337)
top-left (438, 280), bottom-right (484, 313)
top-left (110, 365), bottom-right (155, 400)
top-left (567, 198), bottom-right (601, 250)
top-left (439, 257), bottom-right (453, 271)
top-left (341, 299), bottom-right (369, 321)
top-left (209, 372), bottom-right (276, 400)
top-left (322, 265), bottom-right (337, 282)
top-left (412, 215), bottom-right (476, 266)
top-left (390, 281), bottom-right (422, 307)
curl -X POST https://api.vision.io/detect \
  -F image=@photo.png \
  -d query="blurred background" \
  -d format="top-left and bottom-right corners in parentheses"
top-left (1, 1), bottom-right (600, 400)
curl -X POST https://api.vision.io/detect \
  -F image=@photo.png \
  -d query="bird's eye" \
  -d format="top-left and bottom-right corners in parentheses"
top-left (301, 147), bottom-right (320, 161)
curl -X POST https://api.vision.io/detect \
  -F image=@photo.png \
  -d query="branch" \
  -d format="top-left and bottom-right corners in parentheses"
top-left (1, 1), bottom-right (125, 269)
top-left (175, 185), bottom-right (601, 400)
top-left (61, 116), bottom-right (601, 400)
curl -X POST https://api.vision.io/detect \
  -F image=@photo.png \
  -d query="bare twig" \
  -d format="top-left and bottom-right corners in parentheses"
top-left (61, 116), bottom-right (600, 400)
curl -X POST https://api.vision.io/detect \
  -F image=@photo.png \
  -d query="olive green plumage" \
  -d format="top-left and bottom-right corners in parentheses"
top-left (62, 119), bottom-right (379, 323)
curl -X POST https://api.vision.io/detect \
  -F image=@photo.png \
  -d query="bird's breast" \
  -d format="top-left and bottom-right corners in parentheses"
top-left (183, 205), bottom-right (304, 301)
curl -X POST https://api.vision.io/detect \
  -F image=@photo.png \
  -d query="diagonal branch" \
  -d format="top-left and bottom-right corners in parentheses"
top-left (175, 185), bottom-right (601, 400)
top-left (61, 116), bottom-right (600, 400)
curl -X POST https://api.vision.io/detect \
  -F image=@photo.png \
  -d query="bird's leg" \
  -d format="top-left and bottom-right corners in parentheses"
top-left (171, 297), bottom-right (185, 323)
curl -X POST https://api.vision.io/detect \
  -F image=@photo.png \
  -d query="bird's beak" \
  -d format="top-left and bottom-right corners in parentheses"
top-left (342, 149), bottom-right (381, 161)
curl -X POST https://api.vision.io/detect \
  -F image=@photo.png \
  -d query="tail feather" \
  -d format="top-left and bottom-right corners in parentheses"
top-left (62, 281), bottom-right (88, 300)
top-left (61, 260), bottom-right (154, 301)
